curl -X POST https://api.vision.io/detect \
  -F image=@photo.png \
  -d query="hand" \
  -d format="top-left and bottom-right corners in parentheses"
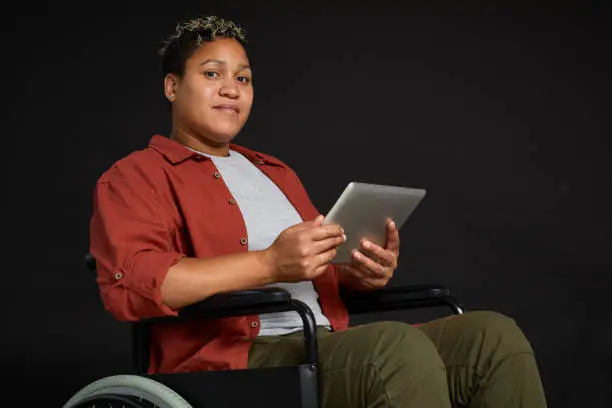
top-left (265, 215), bottom-right (346, 283)
top-left (340, 218), bottom-right (400, 290)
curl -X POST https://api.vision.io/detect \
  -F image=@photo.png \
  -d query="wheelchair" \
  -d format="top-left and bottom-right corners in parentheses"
top-left (63, 254), bottom-right (464, 408)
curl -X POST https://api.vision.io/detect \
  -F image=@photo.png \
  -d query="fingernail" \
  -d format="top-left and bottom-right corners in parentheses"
top-left (340, 227), bottom-right (345, 234)
top-left (389, 221), bottom-right (396, 229)
top-left (352, 251), bottom-right (360, 259)
top-left (362, 241), bottom-right (370, 249)
top-left (342, 234), bottom-right (347, 242)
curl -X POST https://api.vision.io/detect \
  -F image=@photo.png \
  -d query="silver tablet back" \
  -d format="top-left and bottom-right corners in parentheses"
top-left (323, 182), bottom-right (426, 264)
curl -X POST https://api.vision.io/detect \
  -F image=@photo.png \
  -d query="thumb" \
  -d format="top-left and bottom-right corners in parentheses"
top-left (312, 214), bottom-right (325, 226)
top-left (293, 215), bottom-right (324, 230)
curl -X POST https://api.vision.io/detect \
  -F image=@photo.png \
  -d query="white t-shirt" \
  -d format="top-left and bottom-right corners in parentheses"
top-left (189, 147), bottom-right (332, 336)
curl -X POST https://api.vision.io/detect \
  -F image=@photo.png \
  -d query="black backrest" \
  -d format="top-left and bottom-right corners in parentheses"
top-left (84, 253), bottom-right (96, 272)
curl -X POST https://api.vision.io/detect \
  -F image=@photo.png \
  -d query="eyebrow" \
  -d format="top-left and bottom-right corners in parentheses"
top-left (200, 59), bottom-right (251, 70)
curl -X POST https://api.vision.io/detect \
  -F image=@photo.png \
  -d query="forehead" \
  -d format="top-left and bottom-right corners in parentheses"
top-left (187, 37), bottom-right (250, 67)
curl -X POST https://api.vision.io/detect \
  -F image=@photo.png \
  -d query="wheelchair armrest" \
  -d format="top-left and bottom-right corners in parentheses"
top-left (341, 284), bottom-right (463, 315)
top-left (178, 287), bottom-right (292, 319)
top-left (134, 287), bottom-right (320, 374)
top-left (140, 287), bottom-right (292, 323)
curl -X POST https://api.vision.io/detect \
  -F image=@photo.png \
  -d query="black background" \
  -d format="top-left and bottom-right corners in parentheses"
top-left (3, 2), bottom-right (611, 407)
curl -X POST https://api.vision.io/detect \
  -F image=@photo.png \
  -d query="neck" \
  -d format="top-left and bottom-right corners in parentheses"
top-left (170, 123), bottom-right (230, 157)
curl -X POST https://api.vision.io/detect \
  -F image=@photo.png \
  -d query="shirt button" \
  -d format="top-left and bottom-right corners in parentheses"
top-left (213, 171), bottom-right (221, 179)
top-left (250, 321), bottom-right (259, 328)
top-left (194, 155), bottom-right (202, 161)
top-left (240, 237), bottom-right (248, 245)
top-left (257, 160), bottom-right (265, 165)
top-left (228, 198), bottom-right (236, 205)
top-left (114, 272), bottom-right (123, 280)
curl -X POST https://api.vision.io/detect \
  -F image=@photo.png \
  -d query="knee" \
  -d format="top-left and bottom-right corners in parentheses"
top-left (322, 322), bottom-right (448, 406)
top-left (457, 311), bottom-right (534, 355)
top-left (366, 321), bottom-right (445, 370)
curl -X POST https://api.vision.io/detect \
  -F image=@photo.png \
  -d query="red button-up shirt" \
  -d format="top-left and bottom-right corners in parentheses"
top-left (90, 135), bottom-right (349, 373)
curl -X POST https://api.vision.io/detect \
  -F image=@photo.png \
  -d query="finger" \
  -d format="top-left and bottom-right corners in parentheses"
top-left (342, 263), bottom-right (391, 289)
top-left (312, 234), bottom-right (346, 254)
top-left (289, 215), bottom-right (329, 233)
top-left (313, 247), bottom-right (338, 270)
top-left (309, 224), bottom-right (345, 241)
top-left (385, 219), bottom-right (400, 254)
top-left (360, 239), bottom-right (396, 268)
top-left (288, 219), bottom-right (318, 232)
top-left (341, 264), bottom-right (369, 280)
top-left (313, 262), bottom-right (333, 275)
top-left (349, 258), bottom-right (382, 280)
top-left (360, 276), bottom-right (391, 290)
top-left (313, 264), bottom-right (328, 275)
top-left (351, 250), bottom-right (388, 278)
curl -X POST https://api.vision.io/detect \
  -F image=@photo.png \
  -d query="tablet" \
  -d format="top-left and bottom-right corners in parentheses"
top-left (322, 182), bottom-right (426, 264)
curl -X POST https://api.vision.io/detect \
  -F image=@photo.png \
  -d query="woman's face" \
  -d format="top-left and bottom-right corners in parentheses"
top-left (166, 37), bottom-right (253, 145)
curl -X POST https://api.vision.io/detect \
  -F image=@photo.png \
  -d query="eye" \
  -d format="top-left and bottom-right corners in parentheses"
top-left (205, 71), bottom-right (219, 78)
top-left (237, 75), bottom-right (251, 84)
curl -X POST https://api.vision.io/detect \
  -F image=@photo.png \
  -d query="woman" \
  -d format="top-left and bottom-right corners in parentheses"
top-left (90, 16), bottom-right (547, 408)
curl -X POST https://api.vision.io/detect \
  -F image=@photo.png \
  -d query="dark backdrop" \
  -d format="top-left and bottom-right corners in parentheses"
top-left (4, 2), bottom-right (611, 407)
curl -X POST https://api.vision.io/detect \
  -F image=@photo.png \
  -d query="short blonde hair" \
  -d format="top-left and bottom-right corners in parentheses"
top-left (159, 16), bottom-right (247, 76)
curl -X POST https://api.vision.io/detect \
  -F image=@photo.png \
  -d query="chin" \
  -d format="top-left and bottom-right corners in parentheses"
top-left (208, 125), bottom-right (242, 143)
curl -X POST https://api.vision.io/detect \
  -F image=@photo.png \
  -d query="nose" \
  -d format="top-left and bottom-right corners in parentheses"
top-left (219, 78), bottom-right (240, 99)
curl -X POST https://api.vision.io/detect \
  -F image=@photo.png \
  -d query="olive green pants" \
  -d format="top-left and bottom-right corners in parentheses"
top-left (248, 311), bottom-right (547, 408)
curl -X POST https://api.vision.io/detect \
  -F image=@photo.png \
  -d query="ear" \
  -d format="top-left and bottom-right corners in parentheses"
top-left (164, 73), bottom-right (179, 101)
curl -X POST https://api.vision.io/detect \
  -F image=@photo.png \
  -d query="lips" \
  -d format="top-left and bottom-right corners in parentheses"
top-left (213, 104), bottom-right (240, 115)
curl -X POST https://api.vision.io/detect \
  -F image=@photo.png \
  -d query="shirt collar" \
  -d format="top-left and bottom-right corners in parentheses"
top-left (148, 135), bottom-right (285, 167)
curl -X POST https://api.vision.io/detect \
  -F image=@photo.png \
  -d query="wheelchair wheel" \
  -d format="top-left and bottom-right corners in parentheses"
top-left (62, 374), bottom-right (193, 408)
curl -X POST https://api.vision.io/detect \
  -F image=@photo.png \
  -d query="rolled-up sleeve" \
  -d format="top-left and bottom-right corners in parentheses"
top-left (90, 170), bottom-right (183, 321)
